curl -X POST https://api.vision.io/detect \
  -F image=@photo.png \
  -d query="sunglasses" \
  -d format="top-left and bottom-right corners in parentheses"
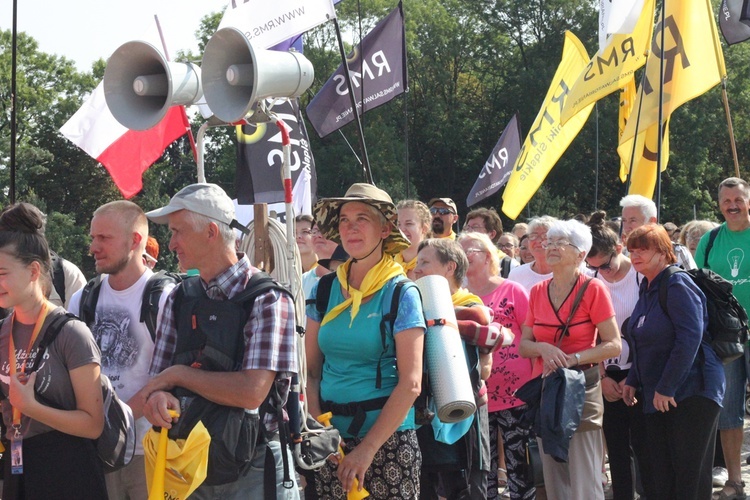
top-left (585, 253), bottom-right (615, 272)
top-left (430, 207), bottom-right (455, 216)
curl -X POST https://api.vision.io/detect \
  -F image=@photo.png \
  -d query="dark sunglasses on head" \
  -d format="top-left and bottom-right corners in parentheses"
top-left (585, 253), bottom-right (615, 272)
top-left (430, 207), bottom-right (454, 216)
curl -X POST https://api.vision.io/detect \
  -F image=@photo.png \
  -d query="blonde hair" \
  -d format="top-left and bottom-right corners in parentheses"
top-left (458, 231), bottom-right (500, 276)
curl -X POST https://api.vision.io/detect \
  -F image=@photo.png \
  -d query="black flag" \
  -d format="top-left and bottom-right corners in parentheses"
top-left (719, 0), bottom-right (750, 45)
top-left (235, 99), bottom-right (317, 207)
top-left (306, 2), bottom-right (407, 137)
top-left (466, 114), bottom-right (522, 207)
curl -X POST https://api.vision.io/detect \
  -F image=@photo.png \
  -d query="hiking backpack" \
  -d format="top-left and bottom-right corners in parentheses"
top-left (78, 270), bottom-right (182, 341)
top-left (30, 313), bottom-right (136, 472)
top-left (49, 251), bottom-right (66, 303)
top-left (169, 271), bottom-right (297, 490)
top-left (659, 266), bottom-right (749, 364)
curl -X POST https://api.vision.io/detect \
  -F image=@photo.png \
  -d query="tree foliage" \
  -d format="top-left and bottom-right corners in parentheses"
top-left (2, 0), bottom-right (748, 279)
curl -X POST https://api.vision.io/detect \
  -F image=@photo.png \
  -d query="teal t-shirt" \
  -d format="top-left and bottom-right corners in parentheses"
top-left (306, 276), bottom-right (425, 438)
top-left (695, 223), bottom-right (750, 311)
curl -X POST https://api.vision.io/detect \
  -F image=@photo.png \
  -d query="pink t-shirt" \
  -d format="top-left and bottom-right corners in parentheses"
top-left (480, 280), bottom-right (533, 412)
top-left (525, 275), bottom-right (615, 378)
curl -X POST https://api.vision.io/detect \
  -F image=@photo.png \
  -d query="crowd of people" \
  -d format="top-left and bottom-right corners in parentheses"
top-left (0, 176), bottom-right (748, 499)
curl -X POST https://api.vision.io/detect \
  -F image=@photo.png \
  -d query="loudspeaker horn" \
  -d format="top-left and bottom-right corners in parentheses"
top-left (103, 41), bottom-right (203, 130)
top-left (201, 27), bottom-right (314, 123)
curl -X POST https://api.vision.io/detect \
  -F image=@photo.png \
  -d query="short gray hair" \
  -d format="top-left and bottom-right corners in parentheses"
top-left (620, 194), bottom-right (657, 221)
top-left (184, 211), bottom-right (236, 248)
top-left (418, 238), bottom-right (469, 287)
top-left (547, 219), bottom-right (592, 255)
top-left (527, 216), bottom-right (558, 234)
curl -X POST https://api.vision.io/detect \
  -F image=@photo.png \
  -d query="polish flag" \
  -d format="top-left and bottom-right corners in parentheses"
top-left (60, 82), bottom-right (189, 198)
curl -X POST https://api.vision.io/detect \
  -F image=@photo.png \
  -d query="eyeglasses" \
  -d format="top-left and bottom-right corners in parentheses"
top-left (464, 248), bottom-right (486, 256)
top-left (542, 239), bottom-right (579, 250)
top-left (527, 232), bottom-right (546, 241)
top-left (464, 224), bottom-right (486, 232)
top-left (430, 207), bottom-right (455, 216)
top-left (310, 228), bottom-right (322, 236)
top-left (585, 253), bottom-right (615, 272)
top-left (498, 242), bottom-right (517, 250)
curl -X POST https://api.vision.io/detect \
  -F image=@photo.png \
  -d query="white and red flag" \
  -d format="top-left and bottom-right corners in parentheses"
top-left (60, 83), bottom-right (190, 198)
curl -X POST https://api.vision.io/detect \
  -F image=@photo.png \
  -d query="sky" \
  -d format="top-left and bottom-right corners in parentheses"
top-left (1, 0), bottom-right (230, 71)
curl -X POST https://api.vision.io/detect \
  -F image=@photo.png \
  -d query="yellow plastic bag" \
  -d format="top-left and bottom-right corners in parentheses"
top-left (144, 420), bottom-right (210, 500)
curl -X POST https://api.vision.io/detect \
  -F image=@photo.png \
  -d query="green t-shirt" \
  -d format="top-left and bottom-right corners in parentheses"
top-left (694, 223), bottom-right (750, 312)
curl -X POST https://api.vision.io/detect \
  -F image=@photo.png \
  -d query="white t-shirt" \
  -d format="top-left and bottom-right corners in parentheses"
top-left (507, 262), bottom-right (553, 293)
top-left (595, 265), bottom-right (640, 370)
top-left (68, 270), bottom-right (175, 455)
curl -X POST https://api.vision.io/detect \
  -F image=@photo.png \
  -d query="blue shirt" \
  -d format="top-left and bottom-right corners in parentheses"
top-left (306, 276), bottom-right (426, 438)
top-left (625, 266), bottom-right (725, 414)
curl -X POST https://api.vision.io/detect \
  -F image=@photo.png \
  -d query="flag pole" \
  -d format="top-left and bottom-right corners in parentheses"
top-left (332, 18), bottom-right (374, 184)
top-left (655, 0), bottom-right (666, 222)
top-left (594, 102), bottom-right (599, 210)
top-left (154, 15), bottom-right (198, 163)
top-left (10, 0), bottom-right (18, 203)
top-left (721, 80), bottom-right (741, 177)
top-left (624, 67), bottom-right (650, 195)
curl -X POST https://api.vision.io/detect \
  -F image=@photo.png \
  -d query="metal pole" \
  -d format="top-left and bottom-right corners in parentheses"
top-left (594, 102), bottom-right (599, 210)
top-left (332, 18), bottom-right (374, 184)
top-left (655, 0), bottom-right (666, 222)
top-left (10, 0), bottom-right (18, 203)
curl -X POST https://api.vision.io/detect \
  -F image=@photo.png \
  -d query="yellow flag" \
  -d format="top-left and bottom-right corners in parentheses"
top-left (620, 0), bottom-right (726, 144)
top-left (561, 0), bottom-right (654, 125)
top-left (501, 32), bottom-right (594, 220)
top-left (618, 117), bottom-right (670, 198)
top-left (618, 77), bottom-right (637, 181)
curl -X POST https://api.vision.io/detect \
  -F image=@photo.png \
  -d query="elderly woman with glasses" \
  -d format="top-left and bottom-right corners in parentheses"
top-left (507, 216), bottom-right (557, 292)
top-left (585, 211), bottom-right (656, 500)
top-left (519, 219), bottom-right (621, 500)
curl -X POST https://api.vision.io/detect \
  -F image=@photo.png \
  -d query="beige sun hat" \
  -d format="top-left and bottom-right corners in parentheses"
top-left (313, 183), bottom-right (410, 255)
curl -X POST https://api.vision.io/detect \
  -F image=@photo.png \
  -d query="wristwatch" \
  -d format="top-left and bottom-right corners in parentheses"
top-left (574, 353), bottom-right (581, 366)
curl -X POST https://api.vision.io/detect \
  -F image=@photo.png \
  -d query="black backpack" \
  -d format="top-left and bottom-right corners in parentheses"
top-left (169, 272), bottom-right (296, 490)
top-left (659, 266), bottom-right (749, 364)
top-left (78, 270), bottom-right (182, 341)
top-left (49, 251), bottom-right (66, 303)
top-left (28, 313), bottom-right (137, 472)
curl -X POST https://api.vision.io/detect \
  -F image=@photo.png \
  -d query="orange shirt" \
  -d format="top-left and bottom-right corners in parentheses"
top-left (525, 274), bottom-right (615, 377)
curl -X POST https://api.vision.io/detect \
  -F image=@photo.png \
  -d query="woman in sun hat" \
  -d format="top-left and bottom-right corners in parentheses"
top-left (306, 183), bottom-right (426, 499)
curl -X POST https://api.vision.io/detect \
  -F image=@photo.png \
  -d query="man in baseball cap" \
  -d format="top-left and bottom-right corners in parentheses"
top-left (140, 183), bottom-right (299, 498)
top-left (428, 197), bottom-right (459, 240)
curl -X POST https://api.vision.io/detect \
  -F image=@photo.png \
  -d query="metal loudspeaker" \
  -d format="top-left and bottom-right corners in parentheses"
top-left (103, 41), bottom-right (203, 130)
top-left (201, 27), bottom-right (314, 123)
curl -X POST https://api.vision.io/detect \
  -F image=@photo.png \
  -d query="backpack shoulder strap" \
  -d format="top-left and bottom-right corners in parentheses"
top-left (232, 271), bottom-right (293, 310)
top-left (500, 256), bottom-right (512, 278)
top-left (313, 272), bottom-right (337, 318)
top-left (658, 266), bottom-right (683, 317)
top-left (375, 278), bottom-right (418, 389)
top-left (703, 226), bottom-right (722, 269)
top-left (79, 275), bottom-right (104, 327)
top-left (29, 312), bottom-right (78, 373)
top-left (49, 251), bottom-right (66, 303)
top-left (140, 271), bottom-right (181, 342)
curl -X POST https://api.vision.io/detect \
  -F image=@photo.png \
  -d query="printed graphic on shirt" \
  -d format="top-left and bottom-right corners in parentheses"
top-left (485, 296), bottom-right (521, 406)
top-left (92, 308), bottom-right (139, 387)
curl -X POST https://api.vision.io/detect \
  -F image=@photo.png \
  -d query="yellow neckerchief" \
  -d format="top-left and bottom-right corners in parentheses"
top-left (9, 301), bottom-right (50, 433)
top-left (394, 252), bottom-right (417, 275)
top-left (496, 247), bottom-right (507, 260)
top-left (321, 254), bottom-right (405, 327)
top-left (452, 288), bottom-right (482, 307)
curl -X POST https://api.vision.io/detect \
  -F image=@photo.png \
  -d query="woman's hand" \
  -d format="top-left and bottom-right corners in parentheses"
top-left (653, 392), bottom-right (677, 413)
top-left (622, 385), bottom-right (638, 406)
top-left (337, 442), bottom-right (377, 493)
top-left (8, 372), bottom-right (39, 414)
top-left (538, 343), bottom-right (569, 377)
top-left (601, 376), bottom-right (623, 402)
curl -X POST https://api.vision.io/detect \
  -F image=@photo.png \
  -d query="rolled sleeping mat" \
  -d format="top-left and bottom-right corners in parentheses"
top-left (415, 275), bottom-right (477, 423)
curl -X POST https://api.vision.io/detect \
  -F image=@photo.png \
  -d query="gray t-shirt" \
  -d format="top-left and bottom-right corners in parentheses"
top-left (0, 307), bottom-right (101, 440)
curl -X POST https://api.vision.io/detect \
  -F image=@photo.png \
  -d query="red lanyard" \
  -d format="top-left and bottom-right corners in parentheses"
top-left (9, 302), bottom-right (49, 431)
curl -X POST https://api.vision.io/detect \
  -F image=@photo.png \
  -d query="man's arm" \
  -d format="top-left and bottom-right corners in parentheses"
top-left (140, 366), bottom-right (276, 409)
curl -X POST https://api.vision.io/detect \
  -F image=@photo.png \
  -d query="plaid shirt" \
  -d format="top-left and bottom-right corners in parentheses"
top-left (150, 254), bottom-right (298, 408)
